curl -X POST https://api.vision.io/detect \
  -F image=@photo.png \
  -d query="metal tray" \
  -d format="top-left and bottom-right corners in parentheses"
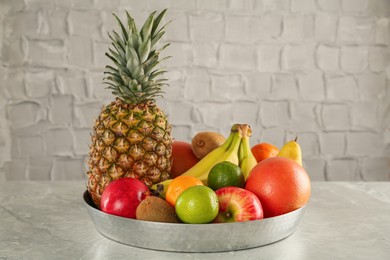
top-left (83, 190), bottom-right (306, 252)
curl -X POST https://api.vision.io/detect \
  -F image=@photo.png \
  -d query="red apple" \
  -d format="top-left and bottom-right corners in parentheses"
top-left (213, 187), bottom-right (263, 223)
top-left (100, 177), bottom-right (150, 218)
top-left (171, 141), bottom-right (200, 178)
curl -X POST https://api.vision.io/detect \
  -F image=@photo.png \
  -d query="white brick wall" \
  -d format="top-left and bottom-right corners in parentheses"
top-left (0, 0), bottom-right (389, 182)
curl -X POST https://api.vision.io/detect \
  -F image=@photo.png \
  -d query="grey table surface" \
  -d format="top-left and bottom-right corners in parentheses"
top-left (0, 181), bottom-right (389, 260)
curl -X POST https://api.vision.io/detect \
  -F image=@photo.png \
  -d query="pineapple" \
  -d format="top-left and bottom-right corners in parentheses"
top-left (87, 9), bottom-right (173, 207)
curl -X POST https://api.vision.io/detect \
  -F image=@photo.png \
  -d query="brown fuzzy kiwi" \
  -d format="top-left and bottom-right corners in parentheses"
top-left (191, 131), bottom-right (226, 159)
top-left (136, 196), bottom-right (181, 223)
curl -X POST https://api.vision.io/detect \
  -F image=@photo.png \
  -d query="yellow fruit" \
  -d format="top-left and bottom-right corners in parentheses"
top-left (237, 124), bottom-right (257, 180)
top-left (277, 137), bottom-right (302, 166)
top-left (175, 186), bottom-right (219, 224)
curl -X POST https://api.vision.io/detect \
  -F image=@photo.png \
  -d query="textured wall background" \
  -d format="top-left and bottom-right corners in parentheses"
top-left (0, 0), bottom-right (389, 182)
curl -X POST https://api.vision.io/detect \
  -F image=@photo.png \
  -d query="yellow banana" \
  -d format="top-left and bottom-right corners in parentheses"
top-left (197, 130), bottom-right (242, 184)
top-left (237, 124), bottom-right (257, 180)
top-left (238, 138), bottom-right (245, 163)
top-left (239, 135), bottom-right (258, 180)
top-left (150, 128), bottom-right (235, 197)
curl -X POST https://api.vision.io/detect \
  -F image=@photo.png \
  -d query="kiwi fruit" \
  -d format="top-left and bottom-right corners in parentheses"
top-left (191, 131), bottom-right (226, 159)
top-left (136, 196), bottom-right (181, 223)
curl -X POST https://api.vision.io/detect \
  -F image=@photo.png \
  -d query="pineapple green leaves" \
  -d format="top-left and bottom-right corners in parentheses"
top-left (104, 9), bottom-right (170, 104)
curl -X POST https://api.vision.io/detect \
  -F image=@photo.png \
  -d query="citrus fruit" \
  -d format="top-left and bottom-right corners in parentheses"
top-left (245, 157), bottom-right (311, 218)
top-left (251, 143), bottom-right (279, 163)
top-left (175, 185), bottom-right (219, 224)
top-left (165, 175), bottom-right (204, 207)
top-left (207, 161), bottom-right (245, 190)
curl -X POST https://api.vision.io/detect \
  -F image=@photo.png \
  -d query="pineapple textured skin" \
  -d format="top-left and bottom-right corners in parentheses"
top-left (86, 9), bottom-right (173, 207)
top-left (87, 99), bottom-right (172, 207)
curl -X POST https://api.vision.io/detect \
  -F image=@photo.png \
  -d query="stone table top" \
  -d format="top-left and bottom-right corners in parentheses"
top-left (0, 181), bottom-right (389, 259)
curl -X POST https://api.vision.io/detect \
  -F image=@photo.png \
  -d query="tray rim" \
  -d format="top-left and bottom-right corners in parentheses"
top-left (83, 190), bottom-right (307, 252)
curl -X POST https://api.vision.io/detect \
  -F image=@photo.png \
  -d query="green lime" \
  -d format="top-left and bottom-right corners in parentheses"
top-left (207, 161), bottom-right (245, 190)
top-left (175, 185), bottom-right (219, 224)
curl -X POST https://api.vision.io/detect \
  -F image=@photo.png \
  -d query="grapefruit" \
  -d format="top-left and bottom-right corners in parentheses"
top-left (245, 157), bottom-right (311, 218)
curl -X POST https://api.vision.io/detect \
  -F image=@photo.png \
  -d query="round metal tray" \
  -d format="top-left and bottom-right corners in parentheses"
top-left (83, 190), bottom-right (306, 252)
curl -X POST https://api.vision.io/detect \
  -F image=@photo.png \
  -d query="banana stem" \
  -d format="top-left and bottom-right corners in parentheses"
top-left (235, 124), bottom-right (257, 180)
top-left (239, 124), bottom-right (252, 138)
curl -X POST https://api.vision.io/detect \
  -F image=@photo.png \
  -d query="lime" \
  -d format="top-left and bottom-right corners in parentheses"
top-left (207, 161), bottom-right (245, 190)
top-left (175, 185), bottom-right (219, 224)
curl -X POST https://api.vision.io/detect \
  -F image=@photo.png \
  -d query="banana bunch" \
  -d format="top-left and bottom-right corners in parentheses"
top-left (238, 124), bottom-right (258, 180)
top-left (151, 124), bottom-right (258, 197)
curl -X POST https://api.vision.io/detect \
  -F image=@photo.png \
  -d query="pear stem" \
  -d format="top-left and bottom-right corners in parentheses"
top-left (294, 136), bottom-right (298, 142)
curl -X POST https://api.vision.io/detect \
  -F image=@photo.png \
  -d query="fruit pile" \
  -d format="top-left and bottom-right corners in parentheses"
top-left (85, 10), bottom-right (311, 225)
top-left (99, 123), bottom-right (311, 224)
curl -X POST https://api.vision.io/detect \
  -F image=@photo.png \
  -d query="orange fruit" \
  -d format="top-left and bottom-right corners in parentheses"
top-left (165, 175), bottom-right (204, 207)
top-left (245, 157), bottom-right (311, 218)
top-left (251, 143), bottom-right (279, 163)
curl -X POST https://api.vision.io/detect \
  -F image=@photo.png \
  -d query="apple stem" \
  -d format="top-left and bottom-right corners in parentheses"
top-left (225, 212), bottom-right (231, 218)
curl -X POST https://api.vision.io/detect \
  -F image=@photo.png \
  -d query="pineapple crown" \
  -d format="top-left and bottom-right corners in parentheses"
top-left (104, 9), bottom-right (170, 105)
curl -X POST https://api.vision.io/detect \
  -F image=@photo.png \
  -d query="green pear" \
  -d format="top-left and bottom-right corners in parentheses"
top-left (277, 137), bottom-right (302, 166)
